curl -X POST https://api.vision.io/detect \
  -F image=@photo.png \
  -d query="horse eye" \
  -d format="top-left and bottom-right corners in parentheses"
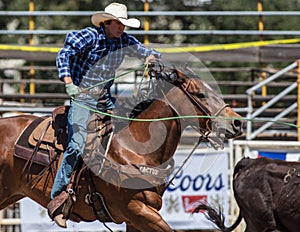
top-left (197, 93), bottom-right (206, 99)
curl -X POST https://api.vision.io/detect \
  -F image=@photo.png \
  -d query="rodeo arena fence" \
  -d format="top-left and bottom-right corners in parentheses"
top-left (2, 3), bottom-right (300, 231)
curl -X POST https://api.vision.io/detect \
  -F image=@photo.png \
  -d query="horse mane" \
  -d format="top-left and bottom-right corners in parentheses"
top-left (118, 97), bottom-right (155, 119)
top-left (112, 78), bottom-right (161, 131)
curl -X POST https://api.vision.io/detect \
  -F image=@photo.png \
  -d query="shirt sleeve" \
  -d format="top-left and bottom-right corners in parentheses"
top-left (56, 27), bottom-right (97, 80)
top-left (125, 34), bottom-right (161, 60)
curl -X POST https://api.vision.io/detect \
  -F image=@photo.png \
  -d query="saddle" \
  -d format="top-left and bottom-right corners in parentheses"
top-left (28, 105), bottom-right (69, 152)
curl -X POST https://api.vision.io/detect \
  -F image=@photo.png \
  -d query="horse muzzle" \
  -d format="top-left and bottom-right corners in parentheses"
top-left (205, 119), bottom-right (243, 150)
top-left (211, 118), bottom-right (243, 140)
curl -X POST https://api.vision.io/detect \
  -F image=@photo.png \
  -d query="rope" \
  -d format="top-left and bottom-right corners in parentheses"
top-left (137, 63), bottom-right (149, 94)
top-left (70, 99), bottom-right (300, 129)
top-left (68, 64), bottom-right (300, 129)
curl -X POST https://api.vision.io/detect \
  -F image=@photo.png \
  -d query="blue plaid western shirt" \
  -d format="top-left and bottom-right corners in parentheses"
top-left (56, 26), bottom-right (160, 89)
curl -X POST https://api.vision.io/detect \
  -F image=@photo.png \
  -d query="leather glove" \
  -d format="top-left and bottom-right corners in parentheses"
top-left (65, 83), bottom-right (80, 97)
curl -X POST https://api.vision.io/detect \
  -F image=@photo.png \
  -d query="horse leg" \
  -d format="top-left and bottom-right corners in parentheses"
top-left (124, 199), bottom-right (172, 232)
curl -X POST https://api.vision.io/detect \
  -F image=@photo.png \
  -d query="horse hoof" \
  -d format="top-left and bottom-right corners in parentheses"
top-left (54, 214), bottom-right (67, 228)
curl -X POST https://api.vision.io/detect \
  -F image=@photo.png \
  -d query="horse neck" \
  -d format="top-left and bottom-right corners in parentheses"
top-left (162, 86), bottom-right (194, 129)
top-left (112, 99), bottom-right (182, 166)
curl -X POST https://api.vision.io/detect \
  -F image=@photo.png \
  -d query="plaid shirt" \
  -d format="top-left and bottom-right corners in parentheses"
top-left (56, 26), bottom-right (160, 89)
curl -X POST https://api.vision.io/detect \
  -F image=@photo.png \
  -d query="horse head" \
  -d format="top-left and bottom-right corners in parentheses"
top-left (148, 62), bottom-right (243, 149)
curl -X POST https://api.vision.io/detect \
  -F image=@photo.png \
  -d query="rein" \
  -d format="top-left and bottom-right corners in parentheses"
top-left (162, 136), bottom-right (203, 192)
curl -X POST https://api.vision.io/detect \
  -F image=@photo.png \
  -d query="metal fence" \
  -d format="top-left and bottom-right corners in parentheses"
top-left (1, 11), bottom-right (300, 36)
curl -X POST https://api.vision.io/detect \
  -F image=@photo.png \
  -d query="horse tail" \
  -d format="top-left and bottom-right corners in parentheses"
top-left (193, 203), bottom-right (242, 232)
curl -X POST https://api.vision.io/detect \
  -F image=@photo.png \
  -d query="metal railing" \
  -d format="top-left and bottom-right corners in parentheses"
top-left (1, 11), bottom-right (300, 36)
top-left (246, 60), bottom-right (300, 140)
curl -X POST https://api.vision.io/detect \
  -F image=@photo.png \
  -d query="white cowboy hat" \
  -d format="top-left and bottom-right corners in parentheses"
top-left (91, 3), bottom-right (141, 28)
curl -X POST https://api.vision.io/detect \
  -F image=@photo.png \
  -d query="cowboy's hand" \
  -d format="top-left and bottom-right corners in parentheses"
top-left (65, 83), bottom-right (80, 97)
top-left (144, 54), bottom-right (157, 65)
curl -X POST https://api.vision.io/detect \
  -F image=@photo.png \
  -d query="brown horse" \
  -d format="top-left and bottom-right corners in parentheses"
top-left (194, 157), bottom-right (300, 232)
top-left (0, 65), bottom-right (243, 232)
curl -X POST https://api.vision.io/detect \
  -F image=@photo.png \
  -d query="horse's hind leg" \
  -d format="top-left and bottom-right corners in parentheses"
top-left (124, 200), bottom-right (172, 232)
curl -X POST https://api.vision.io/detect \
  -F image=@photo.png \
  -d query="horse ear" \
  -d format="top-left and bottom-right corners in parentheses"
top-left (174, 69), bottom-right (188, 84)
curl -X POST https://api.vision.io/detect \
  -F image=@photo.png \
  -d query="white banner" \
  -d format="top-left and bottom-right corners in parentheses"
top-left (160, 149), bottom-right (229, 230)
top-left (20, 149), bottom-right (229, 231)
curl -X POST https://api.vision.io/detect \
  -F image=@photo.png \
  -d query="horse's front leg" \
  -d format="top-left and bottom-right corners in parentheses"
top-left (124, 199), bottom-right (173, 232)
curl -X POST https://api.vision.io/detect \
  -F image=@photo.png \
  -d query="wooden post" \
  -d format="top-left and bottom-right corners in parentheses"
top-left (258, 0), bottom-right (266, 104)
top-left (144, 0), bottom-right (150, 45)
top-left (29, 0), bottom-right (35, 97)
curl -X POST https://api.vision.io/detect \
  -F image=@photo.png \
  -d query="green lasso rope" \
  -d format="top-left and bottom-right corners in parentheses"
top-left (70, 64), bottom-right (300, 129)
top-left (71, 99), bottom-right (300, 129)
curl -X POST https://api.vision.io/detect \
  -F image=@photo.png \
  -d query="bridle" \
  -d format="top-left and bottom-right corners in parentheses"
top-left (177, 77), bottom-right (230, 150)
top-left (148, 63), bottom-right (230, 137)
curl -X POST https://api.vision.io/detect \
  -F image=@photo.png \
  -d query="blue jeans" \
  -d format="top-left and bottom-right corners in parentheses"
top-left (50, 93), bottom-right (114, 199)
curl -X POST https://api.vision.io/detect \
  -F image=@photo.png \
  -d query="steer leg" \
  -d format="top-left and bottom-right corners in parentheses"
top-left (239, 189), bottom-right (277, 232)
top-left (124, 199), bottom-right (172, 232)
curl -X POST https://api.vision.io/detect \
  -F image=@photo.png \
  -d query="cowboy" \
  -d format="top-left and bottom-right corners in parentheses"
top-left (47, 2), bottom-right (160, 228)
